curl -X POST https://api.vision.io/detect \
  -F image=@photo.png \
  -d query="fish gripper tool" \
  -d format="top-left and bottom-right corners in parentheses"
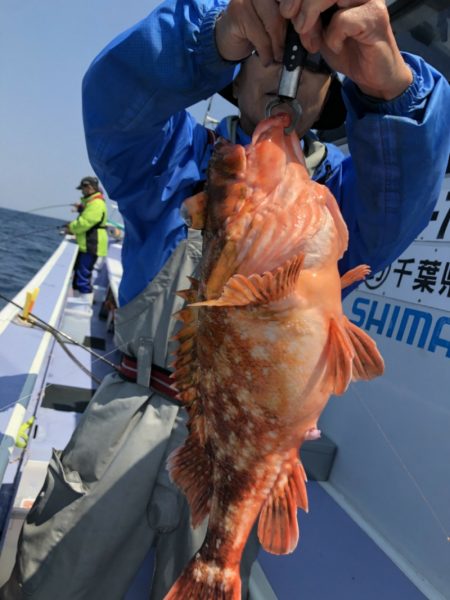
top-left (265, 21), bottom-right (307, 135)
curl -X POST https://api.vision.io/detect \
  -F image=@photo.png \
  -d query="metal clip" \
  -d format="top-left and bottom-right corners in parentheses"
top-left (265, 97), bottom-right (303, 134)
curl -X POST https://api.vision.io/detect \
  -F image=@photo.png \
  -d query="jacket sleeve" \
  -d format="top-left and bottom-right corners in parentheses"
top-left (337, 53), bottom-right (450, 278)
top-left (68, 202), bottom-right (104, 235)
top-left (82, 0), bottom-right (236, 214)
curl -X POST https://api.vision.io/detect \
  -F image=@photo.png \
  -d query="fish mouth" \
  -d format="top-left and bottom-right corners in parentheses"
top-left (252, 113), bottom-right (291, 146)
top-left (264, 93), bottom-right (297, 131)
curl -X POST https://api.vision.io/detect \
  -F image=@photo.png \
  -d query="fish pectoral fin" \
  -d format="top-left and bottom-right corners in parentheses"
top-left (323, 318), bottom-right (354, 395)
top-left (181, 191), bottom-right (208, 229)
top-left (167, 426), bottom-right (213, 528)
top-left (340, 264), bottom-right (371, 289)
top-left (192, 254), bottom-right (304, 307)
top-left (257, 456), bottom-right (308, 555)
top-left (343, 316), bottom-right (385, 380)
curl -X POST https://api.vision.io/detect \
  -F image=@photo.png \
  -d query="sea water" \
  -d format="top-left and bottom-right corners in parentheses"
top-left (0, 207), bottom-right (64, 309)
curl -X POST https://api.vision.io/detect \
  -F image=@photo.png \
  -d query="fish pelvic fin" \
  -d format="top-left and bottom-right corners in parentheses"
top-left (192, 254), bottom-right (304, 307)
top-left (258, 455), bottom-right (308, 555)
top-left (343, 316), bottom-right (385, 380)
top-left (323, 316), bottom-right (384, 394)
top-left (340, 264), bottom-right (371, 289)
top-left (167, 428), bottom-right (213, 528)
top-left (323, 318), bottom-right (354, 395)
top-left (164, 555), bottom-right (241, 600)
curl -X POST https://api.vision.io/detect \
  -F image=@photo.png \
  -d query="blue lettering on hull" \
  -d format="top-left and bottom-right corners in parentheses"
top-left (350, 298), bottom-right (450, 358)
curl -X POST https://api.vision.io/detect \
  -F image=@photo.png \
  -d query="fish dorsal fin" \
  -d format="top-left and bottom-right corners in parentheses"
top-left (170, 304), bottom-right (200, 404)
top-left (257, 454), bottom-right (308, 555)
top-left (186, 276), bottom-right (200, 290)
top-left (168, 299), bottom-right (213, 527)
top-left (323, 318), bottom-right (354, 396)
top-left (343, 316), bottom-right (385, 380)
top-left (192, 254), bottom-right (304, 307)
top-left (175, 288), bottom-right (199, 303)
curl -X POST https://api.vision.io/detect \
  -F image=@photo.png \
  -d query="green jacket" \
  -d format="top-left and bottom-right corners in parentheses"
top-left (68, 192), bottom-right (108, 256)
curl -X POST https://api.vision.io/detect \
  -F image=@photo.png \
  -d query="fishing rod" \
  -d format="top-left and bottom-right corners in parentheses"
top-left (21, 204), bottom-right (73, 214)
top-left (0, 292), bottom-right (119, 371)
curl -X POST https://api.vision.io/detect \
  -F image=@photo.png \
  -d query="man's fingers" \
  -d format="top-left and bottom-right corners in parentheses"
top-left (279, 0), bottom-right (302, 19)
top-left (323, 1), bottom-right (388, 53)
top-left (244, 11), bottom-right (278, 66)
top-left (253, 0), bottom-right (286, 63)
top-left (216, 4), bottom-right (269, 63)
top-left (299, 17), bottom-right (323, 52)
top-left (284, 0), bottom-right (372, 36)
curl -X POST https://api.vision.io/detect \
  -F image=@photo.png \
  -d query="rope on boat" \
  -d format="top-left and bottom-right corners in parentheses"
top-left (0, 292), bottom-right (119, 372)
top-left (31, 319), bottom-right (102, 385)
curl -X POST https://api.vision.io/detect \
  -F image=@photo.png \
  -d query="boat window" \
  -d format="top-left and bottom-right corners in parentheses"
top-left (390, 0), bottom-right (450, 80)
top-left (317, 0), bottom-right (449, 142)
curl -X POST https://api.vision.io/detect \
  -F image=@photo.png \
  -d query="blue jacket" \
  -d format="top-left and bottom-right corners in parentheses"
top-left (82, 0), bottom-right (450, 307)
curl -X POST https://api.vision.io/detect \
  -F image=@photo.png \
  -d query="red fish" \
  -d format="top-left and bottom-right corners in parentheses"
top-left (165, 114), bottom-right (384, 599)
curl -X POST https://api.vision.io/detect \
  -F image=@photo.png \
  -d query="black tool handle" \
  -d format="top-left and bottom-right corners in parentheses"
top-left (282, 21), bottom-right (308, 72)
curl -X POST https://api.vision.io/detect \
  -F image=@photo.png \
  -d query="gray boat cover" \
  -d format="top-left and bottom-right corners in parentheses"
top-left (1, 230), bottom-right (259, 599)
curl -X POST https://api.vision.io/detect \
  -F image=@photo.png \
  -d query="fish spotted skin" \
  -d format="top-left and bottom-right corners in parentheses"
top-left (164, 114), bottom-right (384, 600)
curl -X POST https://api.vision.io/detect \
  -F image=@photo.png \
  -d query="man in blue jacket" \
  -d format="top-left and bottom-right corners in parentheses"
top-left (2, 1), bottom-right (449, 599)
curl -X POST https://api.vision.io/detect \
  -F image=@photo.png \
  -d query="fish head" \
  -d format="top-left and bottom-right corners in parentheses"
top-left (207, 114), bottom-right (307, 228)
top-left (246, 113), bottom-right (307, 190)
top-left (201, 114), bottom-right (313, 299)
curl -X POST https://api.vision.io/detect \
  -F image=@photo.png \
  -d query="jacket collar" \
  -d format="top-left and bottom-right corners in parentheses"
top-left (80, 191), bottom-right (104, 203)
top-left (215, 116), bottom-right (329, 179)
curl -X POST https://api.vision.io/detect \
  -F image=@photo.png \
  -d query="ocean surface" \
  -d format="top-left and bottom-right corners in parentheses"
top-left (0, 207), bottom-right (65, 310)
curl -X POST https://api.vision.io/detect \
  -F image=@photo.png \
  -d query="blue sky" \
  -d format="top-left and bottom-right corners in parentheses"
top-left (0, 0), bottom-right (237, 220)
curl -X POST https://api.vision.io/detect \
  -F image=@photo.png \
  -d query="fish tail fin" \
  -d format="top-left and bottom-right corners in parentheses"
top-left (164, 555), bottom-right (241, 600)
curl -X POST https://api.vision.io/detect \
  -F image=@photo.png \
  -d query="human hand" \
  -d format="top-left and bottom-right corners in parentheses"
top-left (215, 0), bottom-right (286, 67)
top-left (279, 0), bottom-right (413, 100)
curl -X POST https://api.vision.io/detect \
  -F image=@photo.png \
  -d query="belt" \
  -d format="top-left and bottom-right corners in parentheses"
top-left (119, 354), bottom-right (178, 400)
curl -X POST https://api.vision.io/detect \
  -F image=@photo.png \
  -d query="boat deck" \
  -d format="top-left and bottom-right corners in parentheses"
top-left (0, 239), bottom-right (427, 598)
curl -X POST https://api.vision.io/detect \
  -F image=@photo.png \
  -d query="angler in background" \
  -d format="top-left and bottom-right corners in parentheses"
top-left (1, 1), bottom-right (449, 600)
top-left (66, 176), bottom-right (108, 303)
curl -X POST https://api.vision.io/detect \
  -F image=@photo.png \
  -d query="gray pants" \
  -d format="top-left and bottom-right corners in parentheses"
top-left (1, 373), bottom-right (259, 600)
